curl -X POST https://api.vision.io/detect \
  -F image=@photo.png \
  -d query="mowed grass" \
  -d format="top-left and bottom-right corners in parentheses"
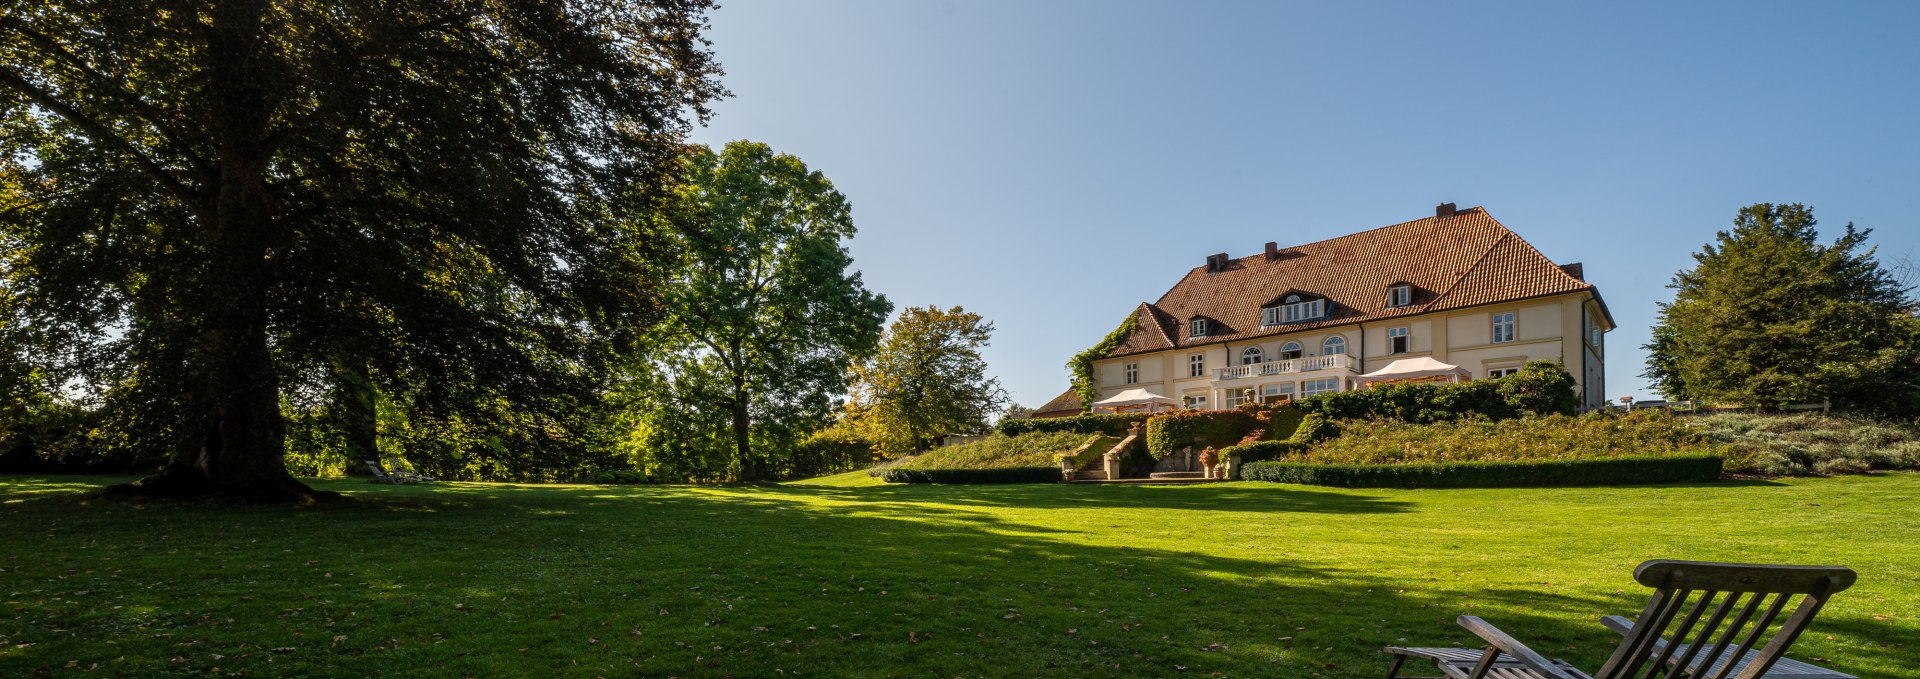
top-left (1, 474), bottom-right (1916, 678)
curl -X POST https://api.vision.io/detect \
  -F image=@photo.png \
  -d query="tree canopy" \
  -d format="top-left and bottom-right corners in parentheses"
top-left (1643, 203), bottom-right (1920, 415)
top-left (0, 0), bottom-right (726, 499)
top-left (849, 305), bottom-right (1008, 456)
top-left (633, 141), bottom-right (889, 481)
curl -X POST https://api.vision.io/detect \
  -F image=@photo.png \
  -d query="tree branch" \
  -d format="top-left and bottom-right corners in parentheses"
top-left (0, 67), bottom-right (201, 206)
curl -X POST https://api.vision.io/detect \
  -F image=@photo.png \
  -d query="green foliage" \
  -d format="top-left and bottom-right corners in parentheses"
top-left (1697, 412), bottom-right (1920, 476)
top-left (1144, 410), bottom-right (1259, 459)
top-left (875, 467), bottom-right (1060, 484)
top-left (874, 431), bottom-right (1091, 472)
top-left (1056, 434), bottom-right (1120, 469)
top-left (1296, 361), bottom-right (1578, 424)
top-left (1645, 203), bottom-right (1920, 415)
top-left (0, 0), bottom-right (727, 495)
top-left (848, 306), bottom-right (1009, 456)
top-left (995, 413), bottom-right (1151, 437)
top-left (787, 422), bottom-right (882, 480)
top-left (1298, 410), bottom-right (1714, 465)
top-left (636, 141), bottom-right (892, 481)
top-left (1066, 313), bottom-right (1137, 410)
top-left (1239, 455), bottom-right (1725, 488)
top-left (1218, 408), bottom-right (1332, 464)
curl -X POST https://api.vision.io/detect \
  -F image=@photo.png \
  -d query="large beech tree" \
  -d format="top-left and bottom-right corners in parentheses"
top-left (0, 1), bottom-right (725, 500)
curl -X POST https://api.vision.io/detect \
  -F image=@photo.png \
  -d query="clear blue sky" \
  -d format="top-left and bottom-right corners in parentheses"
top-left (687, 1), bottom-right (1920, 408)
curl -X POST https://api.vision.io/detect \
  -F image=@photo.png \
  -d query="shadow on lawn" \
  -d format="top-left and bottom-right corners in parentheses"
top-left (0, 476), bottom-right (1908, 678)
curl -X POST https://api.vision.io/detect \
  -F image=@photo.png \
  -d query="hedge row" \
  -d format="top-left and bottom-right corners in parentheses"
top-left (1218, 411), bottom-right (1334, 464)
top-left (1144, 410), bottom-right (1259, 458)
top-left (1294, 360), bottom-right (1578, 424)
top-left (997, 413), bottom-right (1151, 437)
top-left (876, 467), bottom-right (1062, 484)
top-left (1238, 454), bottom-right (1724, 489)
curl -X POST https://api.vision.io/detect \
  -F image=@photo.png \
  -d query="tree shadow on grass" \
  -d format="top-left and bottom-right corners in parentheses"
top-left (763, 480), bottom-right (1420, 515)
top-left (0, 477), bottom-right (1910, 678)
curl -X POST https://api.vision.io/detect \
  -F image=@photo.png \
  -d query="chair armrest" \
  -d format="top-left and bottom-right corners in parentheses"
top-left (1599, 615), bottom-right (1635, 636)
top-left (1456, 616), bottom-right (1584, 679)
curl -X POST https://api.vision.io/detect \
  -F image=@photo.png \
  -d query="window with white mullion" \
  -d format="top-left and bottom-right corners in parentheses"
top-left (1491, 312), bottom-right (1515, 344)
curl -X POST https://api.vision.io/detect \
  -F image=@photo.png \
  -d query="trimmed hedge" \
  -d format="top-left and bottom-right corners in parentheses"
top-left (1217, 440), bottom-right (1308, 463)
top-left (1145, 410), bottom-right (1259, 458)
top-left (1238, 454), bottom-right (1724, 489)
top-left (1056, 434), bottom-right (1118, 469)
top-left (877, 467), bottom-right (1061, 484)
top-left (1219, 411), bottom-right (1334, 464)
top-left (998, 413), bottom-right (1151, 437)
top-left (1295, 360), bottom-right (1577, 424)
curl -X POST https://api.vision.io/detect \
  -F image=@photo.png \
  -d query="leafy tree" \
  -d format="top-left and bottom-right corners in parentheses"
top-left (0, 1), bottom-right (725, 499)
top-left (644, 141), bottom-right (889, 481)
top-left (1644, 203), bottom-right (1920, 414)
top-left (850, 306), bottom-right (1009, 456)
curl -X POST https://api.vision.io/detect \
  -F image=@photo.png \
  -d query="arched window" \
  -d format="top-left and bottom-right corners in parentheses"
top-left (1240, 347), bottom-right (1264, 365)
top-left (1278, 341), bottom-right (1302, 360)
top-left (1322, 336), bottom-right (1347, 355)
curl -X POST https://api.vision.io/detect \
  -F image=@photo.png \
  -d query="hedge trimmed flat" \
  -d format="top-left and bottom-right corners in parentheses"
top-left (1383, 560), bottom-right (1857, 679)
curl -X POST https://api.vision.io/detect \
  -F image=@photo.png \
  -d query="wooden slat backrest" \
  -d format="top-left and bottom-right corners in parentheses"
top-left (1593, 560), bottom-right (1856, 679)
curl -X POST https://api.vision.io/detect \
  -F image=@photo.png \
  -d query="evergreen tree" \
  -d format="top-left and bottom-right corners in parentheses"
top-left (1644, 203), bottom-right (1920, 414)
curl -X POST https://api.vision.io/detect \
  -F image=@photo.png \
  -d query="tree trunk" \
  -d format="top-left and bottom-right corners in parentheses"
top-left (731, 394), bottom-right (760, 482)
top-left (107, 0), bottom-right (330, 503)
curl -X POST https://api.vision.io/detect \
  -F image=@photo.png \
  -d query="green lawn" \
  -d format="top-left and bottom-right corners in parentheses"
top-left (2, 473), bottom-right (1915, 678)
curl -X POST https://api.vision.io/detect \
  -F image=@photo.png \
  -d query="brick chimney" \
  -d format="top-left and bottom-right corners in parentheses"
top-left (1435, 202), bottom-right (1457, 218)
top-left (1264, 241), bottom-right (1279, 261)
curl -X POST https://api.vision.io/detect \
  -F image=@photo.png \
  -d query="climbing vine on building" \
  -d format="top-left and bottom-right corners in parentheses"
top-left (1067, 312), bottom-right (1138, 411)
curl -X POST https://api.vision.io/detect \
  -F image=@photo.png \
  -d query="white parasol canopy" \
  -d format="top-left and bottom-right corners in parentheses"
top-left (1091, 388), bottom-right (1180, 412)
top-left (1355, 357), bottom-right (1471, 388)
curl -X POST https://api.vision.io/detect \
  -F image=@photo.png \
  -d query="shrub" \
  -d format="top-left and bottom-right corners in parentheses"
top-left (876, 467), bottom-right (1060, 484)
top-left (1296, 360), bottom-right (1577, 424)
top-left (1144, 410), bottom-right (1259, 458)
top-left (1297, 410), bottom-right (1713, 465)
top-left (1695, 412), bottom-right (1920, 475)
top-left (872, 431), bottom-right (1092, 473)
top-left (997, 413), bottom-right (1151, 437)
top-left (1218, 410), bottom-right (1332, 464)
top-left (1239, 454), bottom-right (1724, 488)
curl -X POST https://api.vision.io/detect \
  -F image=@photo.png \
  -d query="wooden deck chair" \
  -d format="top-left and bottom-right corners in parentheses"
top-left (364, 460), bottom-right (401, 484)
top-left (1384, 559), bottom-right (1858, 679)
top-left (383, 456), bottom-right (434, 483)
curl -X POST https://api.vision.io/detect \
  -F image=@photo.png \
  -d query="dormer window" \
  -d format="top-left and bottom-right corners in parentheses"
top-left (1388, 284), bottom-right (1412, 308)
top-left (1189, 318), bottom-right (1209, 337)
top-left (1262, 294), bottom-right (1325, 326)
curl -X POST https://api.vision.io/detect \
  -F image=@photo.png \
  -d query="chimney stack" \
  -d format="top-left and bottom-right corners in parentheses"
top-left (1264, 241), bottom-right (1279, 261)
top-left (1435, 202), bottom-right (1457, 218)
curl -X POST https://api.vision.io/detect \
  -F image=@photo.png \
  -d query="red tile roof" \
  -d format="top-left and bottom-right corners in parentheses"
top-left (1108, 207), bottom-right (1599, 357)
top-left (1031, 388), bottom-right (1084, 417)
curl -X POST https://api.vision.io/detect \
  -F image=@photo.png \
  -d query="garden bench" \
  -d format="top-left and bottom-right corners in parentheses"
top-left (1383, 559), bottom-right (1857, 679)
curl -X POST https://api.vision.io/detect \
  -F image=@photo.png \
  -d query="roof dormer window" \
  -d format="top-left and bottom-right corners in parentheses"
top-left (1387, 284), bottom-right (1412, 308)
top-left (1263, 294), bottom-right (1325, 326)
top-left (1189, 317), bottom-right (1209, 337)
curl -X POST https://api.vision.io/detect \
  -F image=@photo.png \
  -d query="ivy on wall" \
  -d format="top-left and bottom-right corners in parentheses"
top-left (1066, 311), bottom-right (1138, 411)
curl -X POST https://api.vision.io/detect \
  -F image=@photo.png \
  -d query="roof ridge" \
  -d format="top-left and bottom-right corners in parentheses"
top-left (1168, 207), bottom-right (1490, 275)
top-left (1480, 211), bottom-right (1593, 291)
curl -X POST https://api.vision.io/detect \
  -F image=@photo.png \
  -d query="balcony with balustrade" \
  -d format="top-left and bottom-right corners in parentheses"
top-left (1212, 354), bottom-right (1359, 381)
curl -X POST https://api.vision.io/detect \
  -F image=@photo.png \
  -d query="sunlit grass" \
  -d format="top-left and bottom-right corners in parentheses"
top-left (1, 472), bottom-right (1914, 677)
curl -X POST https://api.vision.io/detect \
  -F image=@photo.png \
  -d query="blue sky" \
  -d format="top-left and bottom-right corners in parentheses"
top-left (687, 1), bottom-right (1920, 408)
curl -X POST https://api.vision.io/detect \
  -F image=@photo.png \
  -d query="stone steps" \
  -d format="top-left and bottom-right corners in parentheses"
top-left (1148, 471), bottom-right (1207, 480)
top-left (1064, 477), bottom-right (1219, 485)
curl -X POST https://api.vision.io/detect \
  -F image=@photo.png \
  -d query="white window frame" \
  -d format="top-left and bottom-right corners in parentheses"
top-left (1124, 362), bottom-right (1138, 385)
top-left (1491, 312), bottom-right (1516, 344)
top-left (1388, 285), bottom-right (1411, 307)
top-left (1301, 377), bottom-right (1342, 397)
top-left (1387, 326), bottom-right (1410, 354)
top-left (1183, 394), bottom-right (1209, 410)
top-left (1190, 318), bottom-right (1208, 337)
top-left (1281, 298), bottom-right (1323, 323)
top-left (1260, 382), bottom-right (1294, 403)
top-left (1240, 347), bottom-right (1264, 365)
top-left (1278, 341), bottom-right (1302, 360)
top-left (1322, 335), bottom-right (1346, 355)
top-left (1486, 367), bottom-right (1521, 379)
top-left (1188, 353), bottom-right (1205, 378)
top-left (1223, 388), bottom-right (1254, 408)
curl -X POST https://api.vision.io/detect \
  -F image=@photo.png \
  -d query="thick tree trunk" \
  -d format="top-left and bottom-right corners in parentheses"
top-left (108, 0), bottom-right (330, 503)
